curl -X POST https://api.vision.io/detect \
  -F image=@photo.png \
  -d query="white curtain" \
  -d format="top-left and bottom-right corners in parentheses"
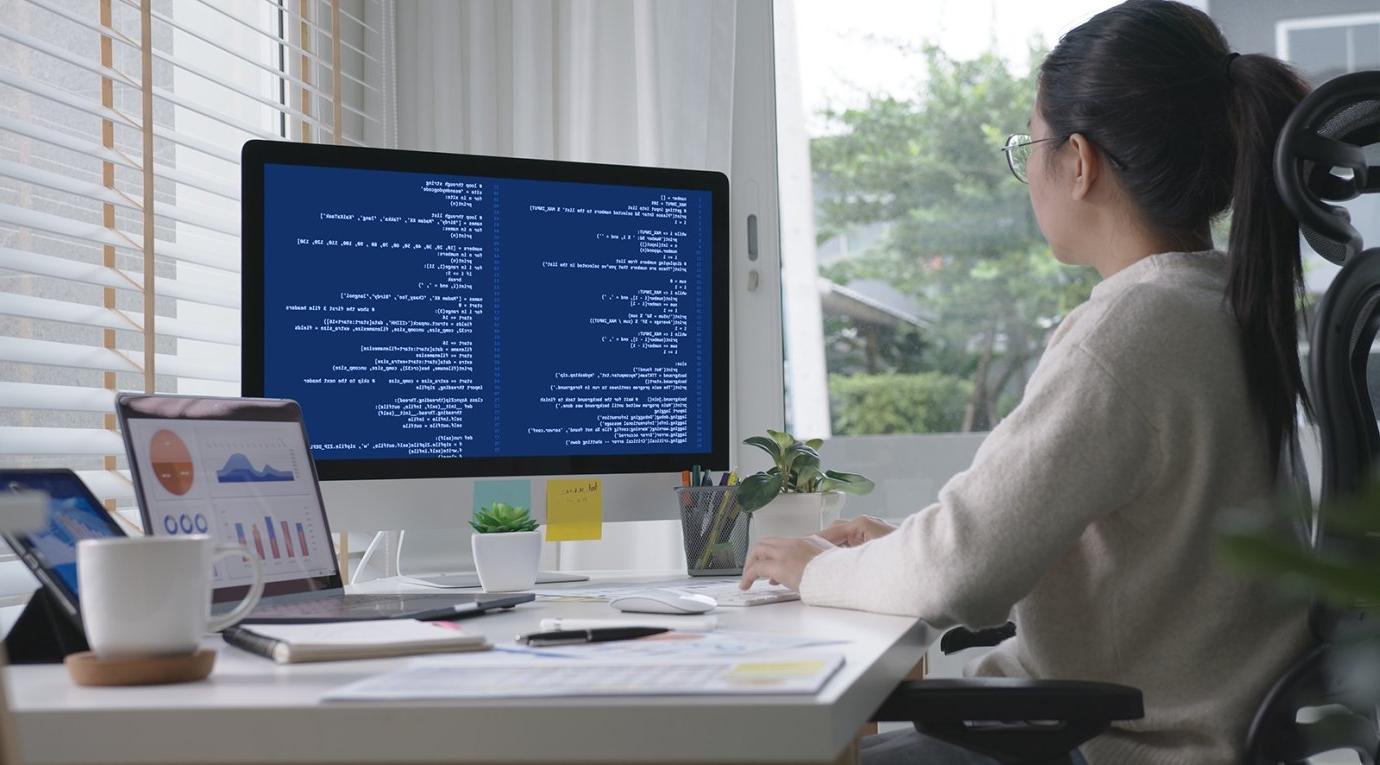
top-left (394, 0), bottom-right (737, 172)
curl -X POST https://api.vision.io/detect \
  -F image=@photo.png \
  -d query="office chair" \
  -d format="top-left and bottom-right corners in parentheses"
top-left (1241, 68), bottom-right (1380, 765)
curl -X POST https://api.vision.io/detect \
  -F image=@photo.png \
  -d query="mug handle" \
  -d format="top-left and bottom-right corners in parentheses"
top-left (207, 544), bottom-right (265, 632)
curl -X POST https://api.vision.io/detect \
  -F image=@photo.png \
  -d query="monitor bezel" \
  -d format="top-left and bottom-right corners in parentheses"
top-left (241, 139), bottom-right (731, 482)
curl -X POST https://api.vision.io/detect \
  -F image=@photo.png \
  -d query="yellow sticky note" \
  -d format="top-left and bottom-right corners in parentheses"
top-left (545, 479), bottom-right (603, 541)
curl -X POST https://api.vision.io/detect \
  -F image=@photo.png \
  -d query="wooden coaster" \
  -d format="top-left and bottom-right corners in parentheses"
top-left (64, 649), bottom-right (215, 687)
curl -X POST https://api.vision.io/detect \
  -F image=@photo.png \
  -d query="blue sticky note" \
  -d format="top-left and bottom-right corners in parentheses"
top-left (473, 479), bottom-right (532, 515)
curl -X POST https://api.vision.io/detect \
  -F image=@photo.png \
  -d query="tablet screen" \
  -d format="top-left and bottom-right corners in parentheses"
top-left (0, 470), bottom-right (126, 611)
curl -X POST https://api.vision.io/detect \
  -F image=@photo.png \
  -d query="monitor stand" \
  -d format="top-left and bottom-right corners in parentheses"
top-left (402, 571), bottom-right (589, 589)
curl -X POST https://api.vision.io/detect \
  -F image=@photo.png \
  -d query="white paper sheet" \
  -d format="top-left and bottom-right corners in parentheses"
top-left (322, 653), bottom-right (846, 701)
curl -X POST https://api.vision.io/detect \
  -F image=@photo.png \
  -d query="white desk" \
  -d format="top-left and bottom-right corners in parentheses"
top-left (4, 574), bottom-right (932, 765)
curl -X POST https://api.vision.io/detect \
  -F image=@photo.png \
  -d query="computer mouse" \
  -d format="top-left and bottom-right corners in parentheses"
top-left (609, 588), bottom-right (717, 614)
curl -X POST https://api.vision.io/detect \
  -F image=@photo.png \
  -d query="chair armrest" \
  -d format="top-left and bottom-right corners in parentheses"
top-left (939, 622), bottom-right (1017, 654)
top-left (872, 678), bottom-right (1143, 724)
top-left (871, 679), bottom-right (1144, 764)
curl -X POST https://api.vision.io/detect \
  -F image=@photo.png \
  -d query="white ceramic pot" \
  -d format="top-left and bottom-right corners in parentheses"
top-left (748, 492), bottom-right (846, 547)
top-left (470, 530), bottom-right (541, 593)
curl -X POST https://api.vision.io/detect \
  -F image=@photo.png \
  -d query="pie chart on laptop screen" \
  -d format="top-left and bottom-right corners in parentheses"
top-left (149, 429), bottom-right (195, 496)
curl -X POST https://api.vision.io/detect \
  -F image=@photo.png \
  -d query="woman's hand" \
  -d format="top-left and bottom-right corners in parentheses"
top-left (738, 535), bottom-right (834, 591)
top-left (817, 515), bottom-right (897, 547)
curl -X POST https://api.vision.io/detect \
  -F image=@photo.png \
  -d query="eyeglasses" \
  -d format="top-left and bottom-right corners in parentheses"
top-left (1002, 134), bottom-right (1057, 184)
top-left (1001, 133), bottom-right (1129, 184)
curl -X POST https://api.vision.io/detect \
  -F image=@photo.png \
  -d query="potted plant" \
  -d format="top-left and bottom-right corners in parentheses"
top-left (736, 429), bottom-right (875, 544)
top-left (469, 501), bottom-right (541, 593)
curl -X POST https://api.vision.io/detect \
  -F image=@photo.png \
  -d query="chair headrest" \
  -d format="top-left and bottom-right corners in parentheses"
top-left (1275, 70), bottom-right (1380, 264)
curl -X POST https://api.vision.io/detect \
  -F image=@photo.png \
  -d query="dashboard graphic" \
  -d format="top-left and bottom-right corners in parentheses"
top-left (149, 429), bottom-right (195, 496)
top-left (216, 453), bottom-right (295, 484)
top-left (125, 417), bottom-right (338, 588)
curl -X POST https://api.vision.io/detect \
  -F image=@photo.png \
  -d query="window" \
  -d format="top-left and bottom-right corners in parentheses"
top-left (0, 0), bottom-right (391, 598)
top-left (777, 1), bottom-right (1123, 446)
top-left (1278, 13), bottom-right (1380, 83)
top-left (774, 2), bottom-right (1124, 518)
top-left (773, 2), bottom-right (1312, 516)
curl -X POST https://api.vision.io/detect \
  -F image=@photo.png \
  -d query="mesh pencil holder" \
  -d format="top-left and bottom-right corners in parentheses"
top-left (675, 486), bottom-right (751, 576)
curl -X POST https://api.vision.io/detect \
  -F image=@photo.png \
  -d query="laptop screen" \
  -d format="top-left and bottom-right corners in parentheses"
top-left (119, 396), bottom-right (340, 599)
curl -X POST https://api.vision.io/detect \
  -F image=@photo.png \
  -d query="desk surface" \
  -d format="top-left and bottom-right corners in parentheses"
top-left (5, 574), bottom-right (930, 765)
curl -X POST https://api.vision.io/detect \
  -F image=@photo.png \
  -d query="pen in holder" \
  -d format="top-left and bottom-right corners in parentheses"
top-left (675, 485), bottom-right (750, 576)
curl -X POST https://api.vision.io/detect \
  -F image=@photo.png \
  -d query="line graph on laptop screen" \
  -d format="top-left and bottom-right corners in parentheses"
top-left (124, 418), bottom-right (334, 587)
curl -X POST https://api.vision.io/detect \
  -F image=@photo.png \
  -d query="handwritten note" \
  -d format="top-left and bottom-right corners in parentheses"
top-left (545, 479), bottom-right (603, 541)
top-left (473, 479), bottom-right (532, 515)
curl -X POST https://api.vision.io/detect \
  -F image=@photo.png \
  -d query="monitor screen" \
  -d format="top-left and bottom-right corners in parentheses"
top-left (242, 142), bottom-right (729, 481)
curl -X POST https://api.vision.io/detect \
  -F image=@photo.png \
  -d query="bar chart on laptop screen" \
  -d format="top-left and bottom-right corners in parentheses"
top-left (123, 418), bottom-right (338, 587)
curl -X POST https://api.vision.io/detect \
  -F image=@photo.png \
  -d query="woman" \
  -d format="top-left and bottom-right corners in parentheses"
top-left (741, 2), bottom-right (1314, 762)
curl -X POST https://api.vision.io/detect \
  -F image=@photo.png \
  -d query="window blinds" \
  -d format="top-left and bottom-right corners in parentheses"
top-left (0, 0), bottom-right (393, 520)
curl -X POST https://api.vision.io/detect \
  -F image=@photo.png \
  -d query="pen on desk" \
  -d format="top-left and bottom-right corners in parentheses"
top-left (516, 627), bottom-right (669, 647)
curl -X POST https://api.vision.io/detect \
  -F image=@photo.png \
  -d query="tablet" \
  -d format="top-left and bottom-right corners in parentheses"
top-left (0, 469), bottom-right (128, 626)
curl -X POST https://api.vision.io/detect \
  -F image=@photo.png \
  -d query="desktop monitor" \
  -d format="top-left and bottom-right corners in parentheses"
top-left (241, 140), bottom-right (730, 532)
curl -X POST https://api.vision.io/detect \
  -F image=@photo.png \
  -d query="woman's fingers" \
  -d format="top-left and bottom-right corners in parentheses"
top-left (738, 543), bottom-right (774, 589)
top-left (738, 539), bottom-right (787, 589)
top-left (817, 521), bottom-right (859, 546)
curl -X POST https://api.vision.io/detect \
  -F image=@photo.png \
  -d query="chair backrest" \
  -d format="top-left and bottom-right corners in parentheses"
top-left (1276, 69), bottom-right (1380, 504)
top-left (1310, 246), bottom-right (1380, 503)
top-left (1244, 69), bottom-right (1380, 765)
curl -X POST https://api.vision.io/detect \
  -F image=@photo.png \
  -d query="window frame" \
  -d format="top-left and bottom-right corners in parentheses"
top-left (1276, 11), bottom-right (1380, 72)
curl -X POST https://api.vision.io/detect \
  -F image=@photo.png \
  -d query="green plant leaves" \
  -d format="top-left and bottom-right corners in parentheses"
top-left (469, 501), bottom-right (539, 533)
top-left (817, 470), bottom-right (877, 495)
top-left (1219, 482), bottom-right (1380, 611)
top-left (789, 451), bottom-right (823, 493)
top-left (736, 471), bottom-right (784, 514)
top-left (737, 429), bottom-right (875, 509)
top-left (744, 436), bottom-right (782, 461)
top-left (767, 429), bottom-right (795, 452)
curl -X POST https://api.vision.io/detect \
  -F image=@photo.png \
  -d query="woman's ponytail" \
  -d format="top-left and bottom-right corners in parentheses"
top-left (1039, 1), bottom-right (1312, 475)
top-left (1224, 54), bottom-right (1312, 470)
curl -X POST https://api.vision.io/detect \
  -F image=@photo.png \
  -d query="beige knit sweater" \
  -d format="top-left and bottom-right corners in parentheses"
top-left (799, 251), bottom-right (1311, 764)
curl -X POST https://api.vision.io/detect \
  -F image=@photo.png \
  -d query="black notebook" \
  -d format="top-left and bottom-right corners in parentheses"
top-left (222, 620), bottom-right (489, 664)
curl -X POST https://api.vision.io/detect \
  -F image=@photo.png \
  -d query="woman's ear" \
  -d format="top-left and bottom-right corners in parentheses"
top-left (1066, 132), bottom-right (1100, 201)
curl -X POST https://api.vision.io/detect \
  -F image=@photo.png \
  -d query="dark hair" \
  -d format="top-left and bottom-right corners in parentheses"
top-left (1039, 0), bottom-right (1312, 474)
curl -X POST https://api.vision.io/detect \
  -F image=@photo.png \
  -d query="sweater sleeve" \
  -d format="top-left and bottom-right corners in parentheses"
top-left (798, 343), bottom-right (1165, 627)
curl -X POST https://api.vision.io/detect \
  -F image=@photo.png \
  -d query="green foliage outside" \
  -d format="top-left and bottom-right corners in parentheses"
top-left (813, 44), bottom-right (1099, 433)
top-left (829, 372), bottom-right (972, 436)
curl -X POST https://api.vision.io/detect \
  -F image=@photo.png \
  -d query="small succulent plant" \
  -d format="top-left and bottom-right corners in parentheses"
top-left (469, 502), bottom-right (539, 534)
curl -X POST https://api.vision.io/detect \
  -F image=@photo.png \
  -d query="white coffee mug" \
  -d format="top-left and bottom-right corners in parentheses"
top-left (78, 535), bottom-right (265, 658)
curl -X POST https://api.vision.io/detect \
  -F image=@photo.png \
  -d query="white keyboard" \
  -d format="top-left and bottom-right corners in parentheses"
top-left (679, 581), bottom-right (801, 607)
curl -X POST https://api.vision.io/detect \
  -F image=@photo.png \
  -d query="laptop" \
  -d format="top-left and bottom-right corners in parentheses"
top-left (116, 393), bottom-right (533, 623)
